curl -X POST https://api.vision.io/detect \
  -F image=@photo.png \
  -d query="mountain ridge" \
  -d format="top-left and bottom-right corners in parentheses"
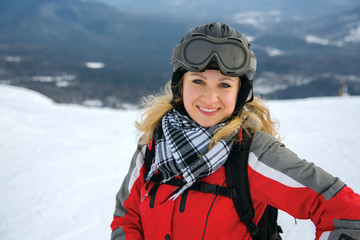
top-left (0, 0), bottom-right (359, 108)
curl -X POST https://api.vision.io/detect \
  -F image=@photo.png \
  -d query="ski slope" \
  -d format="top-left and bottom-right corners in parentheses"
top-left (0, 85), bottom-right (359, 239)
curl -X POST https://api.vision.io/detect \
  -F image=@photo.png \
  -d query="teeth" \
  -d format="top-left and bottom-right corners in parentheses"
top-left (199, 107), bottom-right (218, 112)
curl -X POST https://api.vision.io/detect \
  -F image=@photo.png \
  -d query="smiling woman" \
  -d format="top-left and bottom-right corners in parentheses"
top-left (110, 22), bottom-right (360, 240)
top-left (182, 70), bottom-right (239, 127)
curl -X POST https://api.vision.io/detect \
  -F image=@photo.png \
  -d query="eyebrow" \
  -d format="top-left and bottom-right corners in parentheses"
top-left (188, 73), bottom-right (207, 79)
top-left (188, 73), bottom-right (236, 82)
top-left (219, 77), bottom-right (236, 82)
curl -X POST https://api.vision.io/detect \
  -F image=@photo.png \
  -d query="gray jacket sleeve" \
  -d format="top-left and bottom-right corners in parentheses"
top-left (111, 145), bottom-right (146, 240)
top-left (250, 131), bottom-right (345, 200)
top-left (249, 131), bottom-right (360, 240)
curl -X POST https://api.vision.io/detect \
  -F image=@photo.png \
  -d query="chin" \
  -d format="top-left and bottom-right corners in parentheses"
top-left (197, 120), bottom-right (220, 128)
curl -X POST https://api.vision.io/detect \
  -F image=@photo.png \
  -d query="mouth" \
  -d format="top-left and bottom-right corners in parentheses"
top-left (197, 106), bottom-right (220, 115)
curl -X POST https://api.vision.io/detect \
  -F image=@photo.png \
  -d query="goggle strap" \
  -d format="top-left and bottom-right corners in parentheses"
top-left (250, 54), bottom-right (257, 73)
top-left (171, 44), bottom-right (180, 64)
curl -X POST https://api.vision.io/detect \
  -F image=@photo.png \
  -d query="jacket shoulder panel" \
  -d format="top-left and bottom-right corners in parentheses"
top-left (249, 131), bottom-right (345, 201)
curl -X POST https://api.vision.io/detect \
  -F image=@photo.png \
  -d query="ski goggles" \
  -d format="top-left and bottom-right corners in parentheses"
top-left (171, 34), bottom-right (257, 79)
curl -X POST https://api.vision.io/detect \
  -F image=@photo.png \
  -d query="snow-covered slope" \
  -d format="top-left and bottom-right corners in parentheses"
top-left (0, 85), bottom-right (359, 240)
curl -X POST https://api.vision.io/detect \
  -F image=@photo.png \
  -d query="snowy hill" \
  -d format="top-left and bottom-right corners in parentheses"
top-left (0, 85), bottom-right (359, 240)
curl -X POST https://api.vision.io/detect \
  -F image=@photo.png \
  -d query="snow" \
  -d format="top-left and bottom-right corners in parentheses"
top-left (305, 35), bottom-right (331, 45)
top-left (264, 46), bottom-right (285, 57)
top-left (344, 26), bottom-right (360, 43)
top-left (305, 25), bottom-right (360, 46)
top-left (85, 62), bottom-right (105, 69)
top-left (30, 75), bottom-right (76, 88)
top-left (1, 84), bottom-right (360, 240)
top-left (4, 56), bottom-right (21, 63)
top-left (232, 11), bottom-right (281, 30)
top-left (304, 34), bottom-right (343, 47)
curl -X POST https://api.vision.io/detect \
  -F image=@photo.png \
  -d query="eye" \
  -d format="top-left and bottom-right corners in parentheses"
top-left (219, 82), bottom-right (231, 88)
top-left (192, 79), bottom-right (204, 85)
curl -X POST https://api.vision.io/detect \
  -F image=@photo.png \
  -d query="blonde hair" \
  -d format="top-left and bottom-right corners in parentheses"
top-left (135, 81), bottom-right (279, 147)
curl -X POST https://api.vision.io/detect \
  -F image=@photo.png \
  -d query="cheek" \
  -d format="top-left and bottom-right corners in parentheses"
top-left (182, 85), bottom-right (197, 107)
top-left (223, 91), bottom-right (238, 111)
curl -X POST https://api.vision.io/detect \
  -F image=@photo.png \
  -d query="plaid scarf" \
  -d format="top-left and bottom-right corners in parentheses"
top-left (146, 109), bottom-right (235, 200)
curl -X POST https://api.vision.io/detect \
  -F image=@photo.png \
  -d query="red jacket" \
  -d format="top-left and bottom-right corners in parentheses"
top-left (111, 131), bottom-right (360, 240)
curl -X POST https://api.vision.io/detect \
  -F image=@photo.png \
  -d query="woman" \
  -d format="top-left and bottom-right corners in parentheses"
top-left (110, 22), bottom-right (360, 240)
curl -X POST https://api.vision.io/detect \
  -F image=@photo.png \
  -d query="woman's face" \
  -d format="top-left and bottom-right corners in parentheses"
top-left (182, 70), bottom-right (240, 127)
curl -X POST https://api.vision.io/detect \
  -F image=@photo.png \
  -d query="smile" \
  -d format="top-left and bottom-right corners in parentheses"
top-left (198, 106), bottom-right (219, 113)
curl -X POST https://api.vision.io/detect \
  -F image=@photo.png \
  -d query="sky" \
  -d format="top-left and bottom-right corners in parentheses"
top-left (0, 84), bottom-right (360, 239)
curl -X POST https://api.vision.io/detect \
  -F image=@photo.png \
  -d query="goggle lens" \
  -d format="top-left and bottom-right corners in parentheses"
top-left (183, 39), bottom-right (246, 70)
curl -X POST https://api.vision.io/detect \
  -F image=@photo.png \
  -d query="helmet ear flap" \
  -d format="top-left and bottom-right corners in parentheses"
top-left (171, 69), bottom-right (184, 101)
top-left (171, 69), bottom-right (188, 116)
top-left (233, 78), bottom-right (253, 116)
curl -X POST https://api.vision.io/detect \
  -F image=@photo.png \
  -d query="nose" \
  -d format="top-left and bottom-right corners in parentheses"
top-left (202, 87), bottom-right (218, 104)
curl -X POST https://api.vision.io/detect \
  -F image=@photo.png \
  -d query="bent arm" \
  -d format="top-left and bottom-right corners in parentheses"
top-left (249, 131), bottom-right (360, 240)
top-left (111, 145), bottom-right (147, 240)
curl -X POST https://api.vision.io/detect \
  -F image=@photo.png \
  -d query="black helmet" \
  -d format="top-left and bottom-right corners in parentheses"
top-left (171, 22), bottom-right (256, 116)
